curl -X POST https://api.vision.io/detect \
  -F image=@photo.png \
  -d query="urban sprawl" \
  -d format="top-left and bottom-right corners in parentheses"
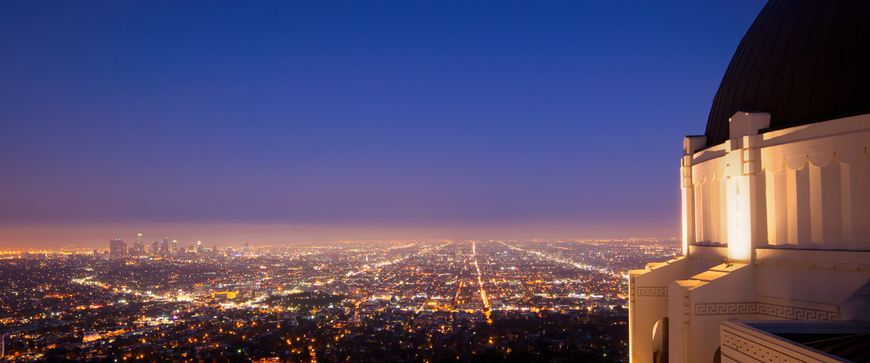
top-left (0, 238), bottom-right (680, 363)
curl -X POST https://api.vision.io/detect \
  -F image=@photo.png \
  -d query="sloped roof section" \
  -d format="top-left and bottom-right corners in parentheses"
top-left (705, 0), bottom-right (870, 147)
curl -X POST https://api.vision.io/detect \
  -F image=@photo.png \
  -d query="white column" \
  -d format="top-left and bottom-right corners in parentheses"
top-left (725, 112), bottom-right (770, 262)
top-left (682, 136), bottom-right (706, 256)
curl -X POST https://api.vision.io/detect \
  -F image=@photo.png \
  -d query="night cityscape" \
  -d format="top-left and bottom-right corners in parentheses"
top-left (8, 0), bottom-right (867, 363)
top-left (0, 238), bottom-right (679, 362)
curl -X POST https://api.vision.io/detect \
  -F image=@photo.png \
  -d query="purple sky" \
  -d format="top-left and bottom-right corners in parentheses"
top-left (0, 1), bottom-right (767, 248)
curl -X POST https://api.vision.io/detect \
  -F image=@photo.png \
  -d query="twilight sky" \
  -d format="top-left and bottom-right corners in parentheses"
top-left (0, 1), bottom-right (767, 248)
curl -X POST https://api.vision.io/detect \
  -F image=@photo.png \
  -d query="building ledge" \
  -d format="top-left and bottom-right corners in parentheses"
top-left (721, 320), bottom-right (870, 363)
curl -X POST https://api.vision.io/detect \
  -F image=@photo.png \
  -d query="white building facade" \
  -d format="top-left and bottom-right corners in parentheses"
top-left (629, 0), bottom-right (870, 362)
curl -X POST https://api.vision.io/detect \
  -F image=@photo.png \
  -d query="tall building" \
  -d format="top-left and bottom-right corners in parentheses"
top-left (109, 239), bottom-right (126, 259)
top-left (196, 240), bottom-right (202, 254)
top-left (629, 1), bottom-right (870, 362)
top-left (160, 237), bottom-right (170, 256)
top-left (133, 233), bottom-right (143, 256)
top-left (172, 240), bottom-right (178, 255)
top-left (151, 241), bottom-right (159, 255)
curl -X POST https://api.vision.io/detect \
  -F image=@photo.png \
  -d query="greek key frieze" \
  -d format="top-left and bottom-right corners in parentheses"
top-left (634, 286), bottom-right (668, 297)
top-left (696, 302), bottom-right (839, 320)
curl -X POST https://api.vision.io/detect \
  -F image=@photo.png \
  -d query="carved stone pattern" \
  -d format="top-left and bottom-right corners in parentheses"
top-left (696, 302), bottom-right (758, 315)
top-left (722, 328), bottom-right (806, 363)
top-left (696, 302), bottom-right (839, 320)
top-left (634, 287), bottom-right (668, 297)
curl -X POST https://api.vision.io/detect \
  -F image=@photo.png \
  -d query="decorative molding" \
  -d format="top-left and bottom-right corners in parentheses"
top-left (757, 303), bottom-right (839, 320)
top-left (755, 259), bottom-right (870, 271)
top-left (634, 286), bottom-right (668, 297)
top-left (722, 328), bottom-right (807, 363)
top-left (695, 302), bottom-right (839, 320)
top-left (697, 302), bottom-right (758, 315)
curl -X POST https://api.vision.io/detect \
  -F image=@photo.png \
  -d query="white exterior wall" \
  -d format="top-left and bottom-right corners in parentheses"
top-left (629, 112), bottom-right (870, 363)
top-left (690, 113), bottom-right (870, 252)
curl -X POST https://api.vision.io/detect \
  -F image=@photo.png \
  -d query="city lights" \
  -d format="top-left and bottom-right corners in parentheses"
top-left (0, 238), bottom-right (678, 361)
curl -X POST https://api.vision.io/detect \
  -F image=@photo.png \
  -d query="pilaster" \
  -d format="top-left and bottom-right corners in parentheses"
top-left (725, 112), bottom-right (769, 263)
top-left (682, 135), bottom-right (706, 256)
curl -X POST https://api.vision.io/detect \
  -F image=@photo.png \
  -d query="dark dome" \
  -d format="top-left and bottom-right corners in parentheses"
top-left (705, 0), bottom-right (870, 147)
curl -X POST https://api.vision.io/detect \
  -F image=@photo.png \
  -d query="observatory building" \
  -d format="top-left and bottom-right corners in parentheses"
top-left (629, 0), bottom-right (870, 362)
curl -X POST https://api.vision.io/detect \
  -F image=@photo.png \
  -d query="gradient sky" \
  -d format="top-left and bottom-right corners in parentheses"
top-left (0, 1), bottom-right (768, 248)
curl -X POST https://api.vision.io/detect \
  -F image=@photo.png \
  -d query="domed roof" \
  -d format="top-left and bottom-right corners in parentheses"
top-left (705, 0), bottom-right (870, 147)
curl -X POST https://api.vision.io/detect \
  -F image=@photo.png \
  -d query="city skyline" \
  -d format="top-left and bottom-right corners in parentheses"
top-left (0, 2), bottom-right (767, 248)
top-left (3, 223), bottom-right (682, 251)
top-left (0, 238), bottom-right (679, 361)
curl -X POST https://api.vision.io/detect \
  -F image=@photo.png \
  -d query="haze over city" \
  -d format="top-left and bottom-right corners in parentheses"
top-left (6, 1), bottom-right (870, 363)
top-left (0, 1), bottom-right (767, 248)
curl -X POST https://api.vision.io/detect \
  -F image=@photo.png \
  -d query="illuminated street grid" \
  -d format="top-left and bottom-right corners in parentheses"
top-left (0, 239), bottom-right (679, 362)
